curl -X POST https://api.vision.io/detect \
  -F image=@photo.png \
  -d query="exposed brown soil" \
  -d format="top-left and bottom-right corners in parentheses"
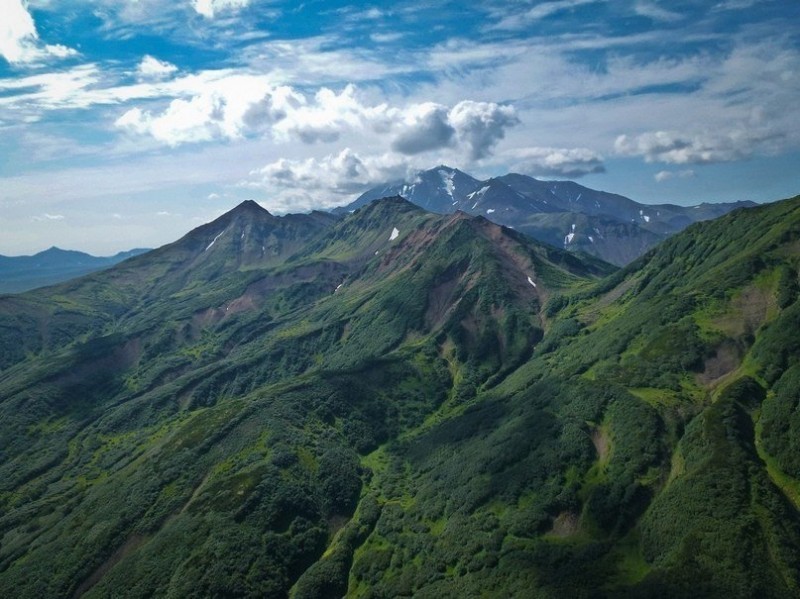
top-left (591, 427), bottom-right (610, 462)
top-left (697, 340), bottom-right (742, 386)
top-left (549, 511), bottom-right (580, 537)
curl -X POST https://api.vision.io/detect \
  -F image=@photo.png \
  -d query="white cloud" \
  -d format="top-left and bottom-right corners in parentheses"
top-left (32, 212), bottom-right (64, 221)
top-left (243, 149), bottom-right (413, 211)
top-left (713, 0), bottom-right (761, 10)
top-left (271, 84), bottom-right (393, 144)
top-left (655, 169), bottom-right (695, 182)
top-left (0, 0), bottom-right (78, 64)
top-left (370, 32), bottom-right (404, 44)
top-left (391, 103), bottom-right (455, 155)
top-left (192, 0), bottom-right (250, 19)
top-left (490, 0), bottom-right (599, 30)
top-left (614, 128), bottom-right (783, 164)
top-left (634, 2), bottom-right (683, 23)
top-left (448, 101), bottom-right (519, 160)
top-left (506, 146), bottom-right (605, 177)
top-left (137, 55), bottom-right (178, 80)
top-left (114, 73), bottom-right (279, 145)
top-left (110, 78), bottom-right (519, 164)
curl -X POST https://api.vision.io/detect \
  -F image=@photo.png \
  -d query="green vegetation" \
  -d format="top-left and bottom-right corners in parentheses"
top-left (1, 195), bottom-right (800, 597)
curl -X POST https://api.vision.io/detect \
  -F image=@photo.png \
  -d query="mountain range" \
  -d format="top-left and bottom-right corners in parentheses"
top-left (0, 247), bottom-right (149, 294)
top-left (1, 192), bottom-right (799, 597)
top-left (341, 166), bottom-right (755, 265)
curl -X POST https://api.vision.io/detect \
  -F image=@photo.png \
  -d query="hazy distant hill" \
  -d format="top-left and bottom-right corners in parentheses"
top-left (340, 166), bottom-right (755, 265)
top-left (1, 195), bottom-right (800, 597)
top-left (0, 246), bottom-right (149, 293)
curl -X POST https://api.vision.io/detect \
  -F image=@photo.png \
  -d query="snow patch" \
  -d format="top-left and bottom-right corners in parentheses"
top-left (527, 276), bottom-right (537, 288)
top-left (471, 202), bottom-right (478, 210)
top-left (467, 186), bottom-right (490, 200)
top-left (486, 208), bottom-right (495, 214)
top-left (643, 215), bottom-right (650, 223)
top-left (205, 230), bottom-right (225, 251)
top-left (389, 227), bottom-right (400, 241)
top-left (571, 223), bottom-right (576, 232)
top-left (588, 236), bottom-right (594, 243)
top-left (439, 169), bottom-right (455, 198)
top-left (565, 233), bottom-right (575, 244)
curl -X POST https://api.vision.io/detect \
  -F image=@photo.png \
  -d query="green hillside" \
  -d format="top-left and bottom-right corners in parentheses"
top-left (1, 196), bottom-right (799, 597)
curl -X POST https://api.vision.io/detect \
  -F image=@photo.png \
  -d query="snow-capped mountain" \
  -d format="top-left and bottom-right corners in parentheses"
top-left (339, 166), bottom-right (755, 265)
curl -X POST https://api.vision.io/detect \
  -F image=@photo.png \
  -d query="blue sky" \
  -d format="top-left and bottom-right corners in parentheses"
top-left (1, 0), bottom-right (798, 254)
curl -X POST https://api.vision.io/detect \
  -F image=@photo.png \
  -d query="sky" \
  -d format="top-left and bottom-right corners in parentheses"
top-left (0, 0), bottom-right (799, 255)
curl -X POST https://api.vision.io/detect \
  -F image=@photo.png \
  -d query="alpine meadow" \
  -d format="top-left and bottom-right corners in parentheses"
top-left (1, 1), bottom-right (800, 598)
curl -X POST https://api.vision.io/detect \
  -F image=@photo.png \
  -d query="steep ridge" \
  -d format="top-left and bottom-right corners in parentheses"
top-left (339, 195), bottom-right (800, 598)
top-left (0, 247), bottom-right (149, 294)
top-left (0, 201), bottom-right (338, 371)
top-left (0, 197), bottom-right (609, 598)
top-left (341, 166), bottom-right (755, 266)
top-left (1, 195), bottom-right (798, 597)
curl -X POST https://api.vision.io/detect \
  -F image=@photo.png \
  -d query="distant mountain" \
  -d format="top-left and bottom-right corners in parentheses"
top-left (0, 246), bottom-right (149, 294)
top-left (340, 166), bottom-right (755, 265)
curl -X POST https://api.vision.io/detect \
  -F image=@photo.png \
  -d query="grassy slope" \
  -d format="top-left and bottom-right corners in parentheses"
top-left (0, 198), bottom-right (606, 598)
top-left (1, 196), bottom-right (800, 597)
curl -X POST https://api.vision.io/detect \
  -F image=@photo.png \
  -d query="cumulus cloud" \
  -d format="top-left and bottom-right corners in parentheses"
top-left (654, 169), bottom-right (696, 182)
top-left (137, 55), bottom-right (178, 80)
top-left (111, 78), bottom-right (518, 164)
top-left (243, 149), bottom-right (413, 211)
top-left (614, 128), bottom-right (784, 164)
top-left (192, 0), bottom-right (250, 19)
top-left (507, 146), bottom-right (605, 177)
top-left (241, 86), bottom-right (305, 133)
top-left (0, 0), bottom-right (77, 64)
top-left (391, 103), bottom-right (455, 155)
top-left (389, 101), bottom-right (519, 159)
top-left (114, 74), bottom-right (277, 145)
top-left (448, 101), bottom-right (519, 160)
top-left (270, 85), bottom-right (393, 144)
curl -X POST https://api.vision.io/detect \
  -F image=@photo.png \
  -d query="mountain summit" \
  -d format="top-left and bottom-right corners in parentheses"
top-left (340, 166), bottom-right (755, 265)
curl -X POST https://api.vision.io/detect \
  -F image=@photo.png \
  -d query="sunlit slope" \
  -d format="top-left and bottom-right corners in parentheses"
top-left (341, 195), bottom-right (800, 598)
top-left (3, 195), bottom-right (799, 597)
top-left (0, 198), bottom-right (608, 598)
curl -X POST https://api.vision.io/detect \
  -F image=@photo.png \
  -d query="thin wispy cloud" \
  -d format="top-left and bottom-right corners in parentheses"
top-left (655, 169), bottom-right (695, 182)
top-left (0, 0), bottom-right (797, 254)
top-left (489, 0), bottom-right (600, 31)
top-left (634, 1), bottom-right (684, 23)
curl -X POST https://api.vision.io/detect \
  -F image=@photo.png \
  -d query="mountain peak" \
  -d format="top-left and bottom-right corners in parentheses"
top-left (230, 199), bottom-right (272, 216)
top-left (356, 195), bottom-right (424, 218)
